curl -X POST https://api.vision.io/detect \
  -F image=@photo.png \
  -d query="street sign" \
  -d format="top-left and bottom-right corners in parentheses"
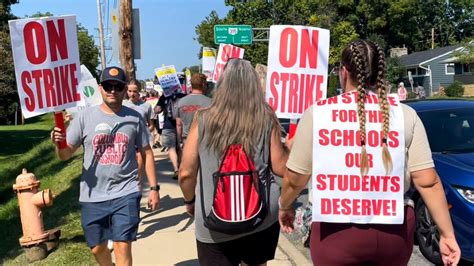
top-left (214, 25), bottom-right (253, 45)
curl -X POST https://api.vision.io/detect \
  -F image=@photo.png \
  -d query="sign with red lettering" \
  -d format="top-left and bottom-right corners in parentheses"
top-left (212, 43), bottom-right (244, 83)
top-left (312, 91), bottom-right (406, 224)
top-left (9, 15), bottom-right (81, 118)
top-left (266, 25), bottom-right (329, 119)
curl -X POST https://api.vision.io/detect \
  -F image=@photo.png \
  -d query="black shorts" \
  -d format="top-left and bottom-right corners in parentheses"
top-left (196, 222), bottom-right (280, 266)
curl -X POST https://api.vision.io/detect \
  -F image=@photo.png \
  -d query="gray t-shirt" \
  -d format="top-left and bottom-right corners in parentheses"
top-left (67, 105), bottom-right (150, 202)
top-left (195, 115), bottom-right (279, 243)
top-left (176, 94), bottom-right (212, 138)
top-left (123, 100), bottom-right (153, 122)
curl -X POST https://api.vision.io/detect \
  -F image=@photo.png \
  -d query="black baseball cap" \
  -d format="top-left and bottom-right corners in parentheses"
top-left (100, 66), bottom-right (127, 85)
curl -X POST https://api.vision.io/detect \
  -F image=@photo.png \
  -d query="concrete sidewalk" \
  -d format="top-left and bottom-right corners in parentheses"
top-left (131, 148), bottom-right (312, 265)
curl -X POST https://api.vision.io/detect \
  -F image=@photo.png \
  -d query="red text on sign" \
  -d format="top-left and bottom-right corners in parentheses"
top-left (21, 63), bottom-right (80, 111)
top-left (320, 198), bottom-right (397, 216)
top-left (279, 28), bottom-right (319, 69)
top-left (318, 129), bottom-right (399, 148)
top-left (315, 174), bottom-right (401, 193)
top-left (23, 19), bottom-right (69, 64)
top-left (268, 72), bottom-right (324, 113)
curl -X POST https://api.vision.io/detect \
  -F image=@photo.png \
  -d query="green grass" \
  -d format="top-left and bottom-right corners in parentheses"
top-left (0, 114), bottom-right (95, 265)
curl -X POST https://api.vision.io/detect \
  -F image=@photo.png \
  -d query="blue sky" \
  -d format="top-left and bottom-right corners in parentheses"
top-left (11, 0), bottom-right (230, 80)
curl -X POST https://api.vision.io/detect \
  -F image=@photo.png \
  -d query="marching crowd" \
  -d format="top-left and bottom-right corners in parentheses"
top-left (51, 40), bottom-right (460, 266)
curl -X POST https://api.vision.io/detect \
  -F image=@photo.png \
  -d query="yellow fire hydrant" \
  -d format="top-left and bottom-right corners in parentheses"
top-left (13, 168), bottom-right (60, 262)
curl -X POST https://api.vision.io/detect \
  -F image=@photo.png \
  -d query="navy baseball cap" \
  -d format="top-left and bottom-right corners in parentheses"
top-left (100, 66), bottom-right (127, 85)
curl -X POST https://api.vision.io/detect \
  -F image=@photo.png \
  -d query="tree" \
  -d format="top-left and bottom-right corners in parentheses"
top-left (0, 0), bottom-right (19, 124)
top-left (182, 65), bottom-right (200, 75)
top-left (385, 57), bottom-right (406, 86)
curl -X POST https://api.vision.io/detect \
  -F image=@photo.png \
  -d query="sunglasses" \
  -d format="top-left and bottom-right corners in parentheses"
top-left (102, 83), bottom-right (125, 92)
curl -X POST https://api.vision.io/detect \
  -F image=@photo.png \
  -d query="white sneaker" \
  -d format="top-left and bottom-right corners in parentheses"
top-left (107, 240), bottom-right (114, 251)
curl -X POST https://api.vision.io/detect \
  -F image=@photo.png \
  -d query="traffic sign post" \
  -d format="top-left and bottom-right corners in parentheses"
top-left (214, 25), bottom-right (253, 45)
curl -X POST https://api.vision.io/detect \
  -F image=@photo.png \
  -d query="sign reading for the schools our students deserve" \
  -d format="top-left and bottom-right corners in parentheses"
top-left (9, 15), bottom-right (81, 118)
top-left (212, 44), bottom-right (244, 83)
top-left (266, 25), bottom-right (330, 120)
top-left (312, 92), bottom-right (406, 224)
top-left (155, 65), bottom-right (181, 97)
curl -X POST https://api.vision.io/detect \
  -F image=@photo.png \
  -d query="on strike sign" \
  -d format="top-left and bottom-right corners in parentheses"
top-left (9, 15), bottom-right (81, 118)
top-left (312, 91), bottom-right (406, 224)
top-left (266, 25), bottom-right (330, 120)
top-left (212, 44), bottom-right (244, 83)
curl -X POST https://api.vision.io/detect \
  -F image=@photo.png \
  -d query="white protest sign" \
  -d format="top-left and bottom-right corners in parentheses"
top-left (212, 44), bottom-right (244, 83)
top-left (202, 47), bottom-right (216, 81)
top-left (145, 81), bottom-right (154, 92)
top-left (185, 68), bottom-right (192, 94)
top-left (155, 65), bottom-right (180, 97)
top-left (312, 91), bottom-right (405, 224)
top-left (9, 15), bottom-right (81, 118)
top-left (66, 65), bottom-right (102, 118)
top-left (266, 25), bottom-right (329, 120)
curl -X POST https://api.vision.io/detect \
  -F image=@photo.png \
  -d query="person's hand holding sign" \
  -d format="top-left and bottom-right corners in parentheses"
top-left (51, 127), bottom-right (66, 145)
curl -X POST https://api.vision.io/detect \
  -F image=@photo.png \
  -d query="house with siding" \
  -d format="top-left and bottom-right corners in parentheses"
top-left (398, 45), bottom-right (473, 96)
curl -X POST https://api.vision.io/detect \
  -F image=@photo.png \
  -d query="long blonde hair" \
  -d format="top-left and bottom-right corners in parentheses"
top-left (197, 59), bottom-right (280, 156)
top-left (341, 40), bottom-right (392, 175)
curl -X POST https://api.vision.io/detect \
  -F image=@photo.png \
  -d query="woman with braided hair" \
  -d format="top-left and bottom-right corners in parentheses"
top-left (278, 40), bottom-right (460, 265)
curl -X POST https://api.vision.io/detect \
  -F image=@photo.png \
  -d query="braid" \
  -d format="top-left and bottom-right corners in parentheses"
top-left (374, 43), bottom-right (393, 174)
top-left (351, 42), bottom-right (369, 176)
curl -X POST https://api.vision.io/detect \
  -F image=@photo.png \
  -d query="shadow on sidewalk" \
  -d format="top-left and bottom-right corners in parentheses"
top-left (136, 212), bottom-right (192, 239)
top-left (140, 195), bottom-right (183, 219)
top-left (175, 259), bottom-right (199, 266)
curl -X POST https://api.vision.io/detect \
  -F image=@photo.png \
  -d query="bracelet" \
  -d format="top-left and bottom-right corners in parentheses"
top-left (278, 197), bottom-right (292, 210)
top-left (184, 195), bottom-right (195, 205)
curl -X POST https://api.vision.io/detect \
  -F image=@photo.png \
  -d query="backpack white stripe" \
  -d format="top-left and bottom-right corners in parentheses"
top-left (235, 175), bottom-right (241, 221)
top-left (230, 175), bottom-right (235, 221)
top-left (240, 175), bottom-right (245, 219)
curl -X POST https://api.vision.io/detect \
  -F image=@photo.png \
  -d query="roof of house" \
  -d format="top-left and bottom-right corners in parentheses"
top-left (399, 44), bottom-right (462, 67)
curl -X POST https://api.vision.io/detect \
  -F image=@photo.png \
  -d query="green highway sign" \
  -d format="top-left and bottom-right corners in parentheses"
top-left (214, 25), bottom-right (253, 45)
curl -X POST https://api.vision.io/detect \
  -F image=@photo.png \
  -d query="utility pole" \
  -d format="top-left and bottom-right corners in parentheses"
top-left (431, 28), bottom-right (435, 49)
top-left (96, 0), bottom-right (106, 70)
top-left (119, 0), bottom-right (135, 80)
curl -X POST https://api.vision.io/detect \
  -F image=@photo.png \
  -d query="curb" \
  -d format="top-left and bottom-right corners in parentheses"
top-left (277, 233), bottom-right (312, 265)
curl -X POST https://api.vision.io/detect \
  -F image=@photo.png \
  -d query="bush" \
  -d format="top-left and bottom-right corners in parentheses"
top-left (327, 74), bottom-right (338, 97)
top-left (445, 81), bottom-right (464, 97)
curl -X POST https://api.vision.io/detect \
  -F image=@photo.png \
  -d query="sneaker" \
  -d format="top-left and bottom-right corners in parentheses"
top-left (173, 171), bottom-right (178, 180)
top-left (107, 240), bottom-right (114, 251)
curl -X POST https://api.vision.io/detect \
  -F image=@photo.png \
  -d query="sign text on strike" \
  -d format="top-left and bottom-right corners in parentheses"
top-left (20, 19), bottom-right (80, 112)
top-left (268, 28), bottom-right (325, 114)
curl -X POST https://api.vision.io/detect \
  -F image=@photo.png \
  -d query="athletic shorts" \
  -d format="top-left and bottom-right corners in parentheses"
top-left (196, 222), bottom-right (280, 266)
top-left (310, 206), bottom-right (415, 266)
top-left (80, 192), bottom-right (141, 247)
top-left (161, 129), bottom-right (177, 148)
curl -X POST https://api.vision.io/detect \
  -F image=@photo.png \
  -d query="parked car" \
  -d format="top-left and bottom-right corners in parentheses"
top-left (406, 99), bottom-right (474, 264)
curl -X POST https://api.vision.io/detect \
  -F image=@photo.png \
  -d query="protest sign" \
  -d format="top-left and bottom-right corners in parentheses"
top-left (266, 25), bottom-right (329, 120)
top-left (185, 68), bottom-right (192, 94)
top-left (312, 91), bottom-right (405, 224)
top-left (155, 65), bottom-right (180, 97)
top-left (202, 47), bottom-right (216, 81)
top-left (66, 65), bottom-right (101, 119)
top-left (212, 44), bottom-right (244, 83)
top-left (255, 64), bottom-right (267, 93)
top-left (9, 15), bottom-right (81, 118)
top-left (145, 81), bottom-right (154, 92)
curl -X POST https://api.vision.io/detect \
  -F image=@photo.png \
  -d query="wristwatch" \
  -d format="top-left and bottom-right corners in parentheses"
top-left (149, 184), bottom-right (160, 191)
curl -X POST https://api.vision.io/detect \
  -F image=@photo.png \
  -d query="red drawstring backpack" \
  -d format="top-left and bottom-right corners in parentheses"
top-left (200, 144), bottom-right (271, 234)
